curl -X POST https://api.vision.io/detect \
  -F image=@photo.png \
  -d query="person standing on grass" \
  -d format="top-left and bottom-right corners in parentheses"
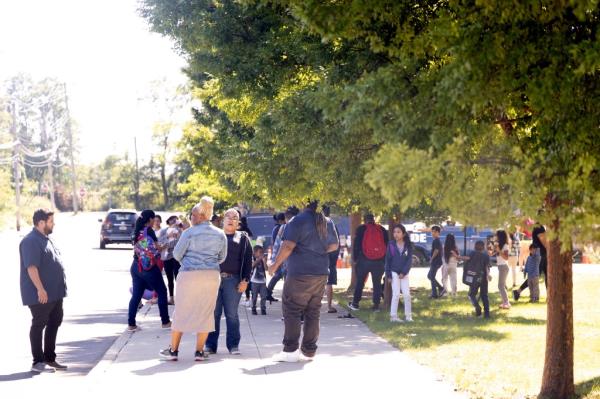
top-left (442, 233), bottom-right (459, 297)
top-left (204, 208), bottom-right (253, 355)
top-left (466, 241), bottom-right (491, 318)
top-left (349, 214), bottom-right (389, 312)
top-left (427, 225), bottom-right (445, 298)
top-left (323, 205), bottom-right (341, 313)
top-left (513, 223), bottom-right (547, 301)
top-left (160, 215), bottom-right (182, 305)
top-left (495, 230), bottom-right (511, 309)
top-left (20, 209), bottom-right (68, 373)
top-left (268, 200), bottom-right (339, 362)
top-left (128, 210), bottom-right (171, 331)
top-left (159, 197), bottom-right (227, 362)
top-left (523, 244), bottom-right (541, 303)
top-left (385, 224), bottom-right (413, 323)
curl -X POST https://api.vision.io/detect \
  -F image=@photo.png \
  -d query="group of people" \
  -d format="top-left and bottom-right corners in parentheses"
top-left (18, 203), bottom-right (547, 372)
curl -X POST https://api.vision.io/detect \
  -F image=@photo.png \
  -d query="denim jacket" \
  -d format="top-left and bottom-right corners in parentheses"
top-left (524, 249), bottom-right (541, 277)
top-left (384, 241), bottom-right (413, 279)
top-left (174, 221), bottom-right (227, 272)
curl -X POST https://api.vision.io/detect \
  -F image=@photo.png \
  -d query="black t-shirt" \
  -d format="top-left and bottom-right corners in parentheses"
top-left (431, 237), bottom-right (443, 267)
top-left (220, 232), bottom-right (253, 280)
top-left (19, 229), bottom-right (67, 306)
top-left (532, 225), bottom-right (547, 258)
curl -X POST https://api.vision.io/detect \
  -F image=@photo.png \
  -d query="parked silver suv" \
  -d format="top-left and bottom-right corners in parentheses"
top-left (98, 209), bottom-right (138, 249)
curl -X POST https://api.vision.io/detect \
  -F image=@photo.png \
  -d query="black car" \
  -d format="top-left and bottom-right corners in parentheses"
top-left (98, 209), bottom-right (138, 249)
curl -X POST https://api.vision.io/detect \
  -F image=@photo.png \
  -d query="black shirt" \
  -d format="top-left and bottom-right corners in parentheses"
top-left (532, 225), bottom-right (547, 258)
top-left (220, 232), bottom-right (253, 280)
top-left (19, 229), bottom-right (67, 306)
top-left (431, 237), bottom-right (443, 267)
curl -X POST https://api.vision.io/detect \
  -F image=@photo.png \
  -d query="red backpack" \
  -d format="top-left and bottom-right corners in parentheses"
top-left (362, 224), bottom-right (386, 260)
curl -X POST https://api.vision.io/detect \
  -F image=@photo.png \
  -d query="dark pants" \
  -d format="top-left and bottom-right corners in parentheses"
top-left (128, 261), bottom-right (170, 326)
top-left (352, 259), bottom-right (385, 307)
top-left (267, 267), bottom-right (285, 296)
top-left (428, 263), bottom-right (444, 297)
top-left (519, 257), bottom-right (547, 291)
top-left (251, 282), bottom-right (267, 311)
top-left (206, 275), bottom-right (242, 352)
top-left (163, 258), bottom-right (180, 298)
top-left (468, 279), bottom-right (489, 317)
top-left (29, 299), bottom-right (63, 364)
top-left (282, 275), bottom-right (328, 356)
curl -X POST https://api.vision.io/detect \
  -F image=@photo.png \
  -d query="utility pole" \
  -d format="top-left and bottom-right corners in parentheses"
top-left (134, 136), bottom-right (140, 210)
top-left (9, 101), bottom-right (21, 231)
top-left (64, 83), bottom-right (78, 214)
top-left (40, 105), bottom-right (56, 210)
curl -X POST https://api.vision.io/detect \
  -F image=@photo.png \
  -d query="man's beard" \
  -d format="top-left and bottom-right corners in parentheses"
top-left (45, 227), bottom-right (53, 235)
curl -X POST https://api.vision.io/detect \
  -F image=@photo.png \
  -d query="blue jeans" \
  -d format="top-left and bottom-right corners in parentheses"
top-left (128, 260), bottom-right (170, 326)
top-left (205, 275), bottom-right (242, 352)
top-left (427, 263), bottom-right (444, 297)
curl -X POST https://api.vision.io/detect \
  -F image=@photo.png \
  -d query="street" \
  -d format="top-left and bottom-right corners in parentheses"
top-left (1, 212), bottom-right (135, 388)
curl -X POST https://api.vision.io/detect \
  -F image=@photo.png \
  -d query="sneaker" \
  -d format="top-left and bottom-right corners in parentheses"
top-left (273, 350), bottom-right (300, 363)
top-left (127, 325), bottom-right (140, 332)
top-left (229, 348), bottom-right (241, 356)
top-left (438, 288), bottom-right (447, 297)
top-left (300, 350), bottom-right (315, 361)
top-left (194, 351), bottom-right (208, 361)
top-left (371, 305), bottom-right (381, 312)
top-left (348, 302), bottom-right (359, 311)
top-left (31, 362), bottom-right (55, 373)
top-left (204, 347), bottom-right (216, 355)
top-left (159, 347), bottom-right (178, 361)
top-left (266, 295), bottom-right (279, 302)
top-left (405, 317), bottom-right (413, 322)
top-left (390, 317), bottom-right (403, 323)
top-left (513, 290), bottom-right (520, 301)
top-left (46, 361), bottom-right (67, 370)
top-left (168, 297), bottom-right (175, 305)
top-left (162, 321), bottom-right (172, 329)
top-left (251, 309), bottom-right (258, 315)
top-left (475, 306), bottom-right (482, 317)
top-left (261, 309), bottom-right (267, 315)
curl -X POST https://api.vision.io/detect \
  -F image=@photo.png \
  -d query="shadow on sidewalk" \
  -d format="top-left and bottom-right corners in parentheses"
top-left (132, 357), bottom-right (225, 376)
top-left (0, 371), bottom-right (35, 382)
top-left (64, 310), bottom-right (127, 325)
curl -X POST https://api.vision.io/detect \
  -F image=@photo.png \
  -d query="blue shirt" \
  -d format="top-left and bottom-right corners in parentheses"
top-left (19, 229), bottom-right (67, 306)
top-left (524, 251), bottom-right (541, 277)
top-left (282, 209), bottom-right (339, 277)
top-left (174, 221), bottom-right (227, 272)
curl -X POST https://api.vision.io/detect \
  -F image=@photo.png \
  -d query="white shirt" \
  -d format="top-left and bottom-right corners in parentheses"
top-left (496, 244), bottom-right (510, 266)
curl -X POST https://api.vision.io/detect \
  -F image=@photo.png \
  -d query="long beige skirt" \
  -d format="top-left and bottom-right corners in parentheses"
top-left (172, 269), bottom-right (221, 333)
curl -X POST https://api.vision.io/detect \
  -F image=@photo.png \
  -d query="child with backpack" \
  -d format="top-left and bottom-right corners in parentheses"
top-left (385, 224), bottom-right (413, 322)
top-left (524, 244), bottom-right (541, 302)
top-left (463, 241), bottom-right (491, 318)
top-left (251, 245), bottom-right (268, 315)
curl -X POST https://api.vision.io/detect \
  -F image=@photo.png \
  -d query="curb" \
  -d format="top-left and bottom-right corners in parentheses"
top-left (86, 303), bottom-right (153, 379)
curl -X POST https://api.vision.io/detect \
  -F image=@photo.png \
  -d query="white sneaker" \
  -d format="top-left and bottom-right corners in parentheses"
top-left (390, 317), bottom-right (404, 323)
top-left (405, 317), bottom-right (414, 322)
top-left (272, 350), bottom-right (300, 363)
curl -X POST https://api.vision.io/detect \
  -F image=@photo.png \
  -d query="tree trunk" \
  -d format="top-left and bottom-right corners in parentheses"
top-left (539, 217), bottom-right (574, 398)
top-left (346, 212), bottom-right (362, 293)
top-left (160, 162), bottom-right (168, 209)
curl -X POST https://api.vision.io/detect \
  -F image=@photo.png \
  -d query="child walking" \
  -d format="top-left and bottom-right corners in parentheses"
top-left (466, 241), bottom-right (492, 318)
top-left (251, 245), bottom-right (268, 315)
top-left (524, 244), bottom-right (541, 302)
top-left (385, 224), bottom-right (413, 322)
top-left (442, 233), bottom-right (459, 296)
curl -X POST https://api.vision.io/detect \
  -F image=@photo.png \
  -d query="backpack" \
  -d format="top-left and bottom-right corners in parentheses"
top-left (362, 224), bottom-right (386, 260)
top-left (134, 227), bottom-right (162, 272)
top-left (462, 252), bottom-right (485, 286)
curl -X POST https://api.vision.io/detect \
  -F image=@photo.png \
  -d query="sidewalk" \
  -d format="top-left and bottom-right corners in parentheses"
top-left (85, 291), bottom-right (466, 398)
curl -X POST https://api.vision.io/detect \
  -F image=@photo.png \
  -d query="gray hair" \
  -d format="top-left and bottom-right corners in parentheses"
top-left (192, 196), bottom-right (215, 219)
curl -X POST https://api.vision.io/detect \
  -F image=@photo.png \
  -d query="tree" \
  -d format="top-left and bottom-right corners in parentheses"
top-left (272, 1), bottom-right (600, 397)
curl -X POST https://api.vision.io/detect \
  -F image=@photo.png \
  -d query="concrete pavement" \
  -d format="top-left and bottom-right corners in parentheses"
top-left (85, 291), bottom-right (466, 398)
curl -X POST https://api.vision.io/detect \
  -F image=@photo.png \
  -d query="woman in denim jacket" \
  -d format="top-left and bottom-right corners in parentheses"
top-left (385, 224), bottom-right (413, 322)
top-left (159, 196), bottom-right (228, 362)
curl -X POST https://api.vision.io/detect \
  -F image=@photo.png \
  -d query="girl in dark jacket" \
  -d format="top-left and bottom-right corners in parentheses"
top-left (385, 224), bottom-right (413, 322)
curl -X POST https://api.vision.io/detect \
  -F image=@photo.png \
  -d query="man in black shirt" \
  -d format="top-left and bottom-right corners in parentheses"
top-left (205, 208), bottom-right (252, 355)
top-left (19, 209), bottom-right (68, 373)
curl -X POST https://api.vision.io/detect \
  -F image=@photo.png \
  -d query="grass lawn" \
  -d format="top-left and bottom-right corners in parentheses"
top-left (334, 265), bottom-right (600, 399)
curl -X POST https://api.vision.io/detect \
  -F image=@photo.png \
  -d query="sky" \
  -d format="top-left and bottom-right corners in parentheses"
top-left (0, 0), bottom-right (189, 164)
